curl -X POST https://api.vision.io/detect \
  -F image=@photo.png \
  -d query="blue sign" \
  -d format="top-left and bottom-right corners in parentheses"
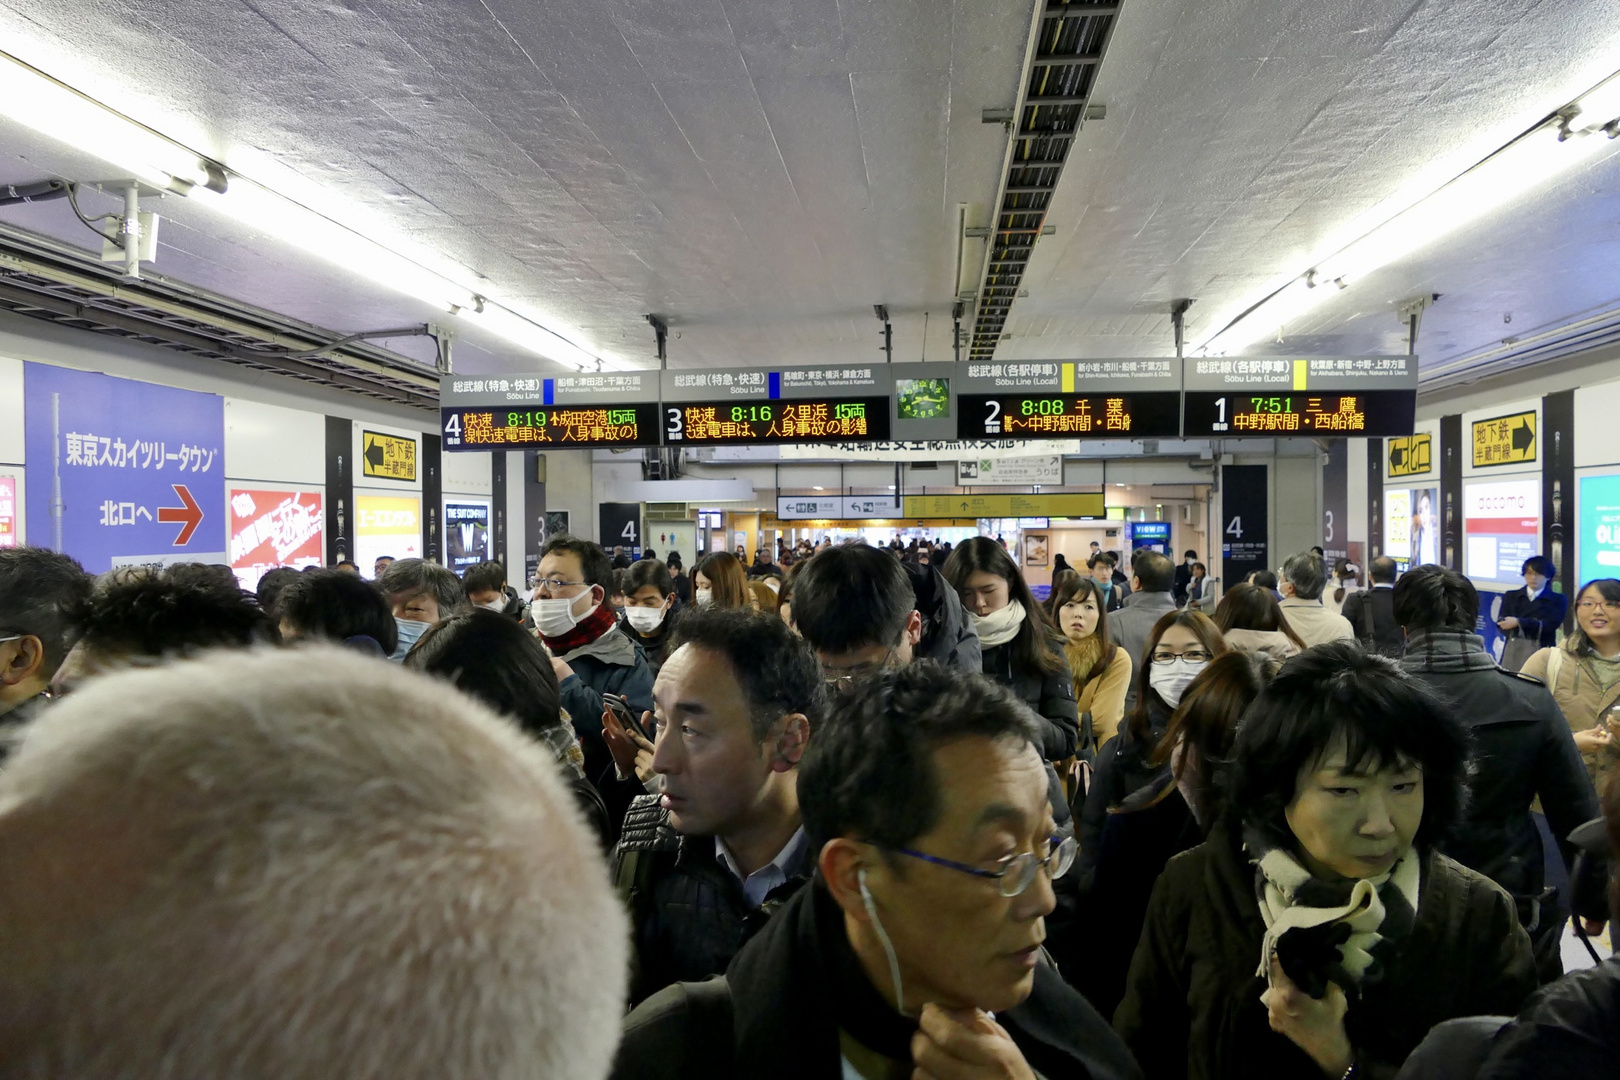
top-left (1579, 473), bottom-right (1620, 587)
top-left (25, 363), bottom-right (225, 572)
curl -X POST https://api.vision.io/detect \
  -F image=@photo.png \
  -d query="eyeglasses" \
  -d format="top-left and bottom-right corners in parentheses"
top-left (1150, 648), bottom-right (1213, 665)
top-left (822, 647), bottom-right (895, 688)
top-left (1577, 601), bottom-right (1620, 614)
top-left (885, 834), bottom-right (1077, 898)
top-left (533, 577), bottom-right (588, 594)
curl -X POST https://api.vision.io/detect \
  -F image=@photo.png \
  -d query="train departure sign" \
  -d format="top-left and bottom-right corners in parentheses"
top-left (439, 372), bottom-right (661, 451)
top-left (659, 366), bottom-right (893, 445)
top-left (1180, 356), bottom-right (1418, 438)
top-left (956, 360), bottom-right (1182, 440)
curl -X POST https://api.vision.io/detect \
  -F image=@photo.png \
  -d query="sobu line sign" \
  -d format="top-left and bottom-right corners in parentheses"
top-left (362, 431), bottom-right (417, 481)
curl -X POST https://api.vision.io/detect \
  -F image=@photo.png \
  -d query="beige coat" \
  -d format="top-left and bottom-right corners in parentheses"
top-left (1521, 644), bottom-right (1620, 795)
top-left (1278, 597), bottom-right (1356, 648)
top-left (1220, 627), bottom-right (1301, 663)
top-left (1075, 647), bottom-right (1132, 746)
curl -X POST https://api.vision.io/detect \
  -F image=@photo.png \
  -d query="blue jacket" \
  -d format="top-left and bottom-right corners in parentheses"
top-left (557, 625), bottom-right (655, 783)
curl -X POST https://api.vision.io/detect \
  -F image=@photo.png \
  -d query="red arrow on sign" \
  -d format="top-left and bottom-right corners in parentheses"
top-left (157, 484), bottom-right (203, 546)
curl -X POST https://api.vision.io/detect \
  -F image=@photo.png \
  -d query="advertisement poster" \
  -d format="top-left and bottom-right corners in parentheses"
top-left (229, 488), bottom-right (324, 591)
top-left (1384, 487), bottom-right (1438, 568)
top-left (445, 500), bottom-right (491, 572)
top-left (1578, 473), bottom-right (1620, 585)
top-left (0, 476), bottom-right (15, 548)
top-left (1464, 478), bottom-right (1541, 588)
top-left (24, 362), bottom-right (225, 572)
top-left (355, 494), bottom-right (421, 576)
top-left (1385, 489), bottom-right (1412, 562)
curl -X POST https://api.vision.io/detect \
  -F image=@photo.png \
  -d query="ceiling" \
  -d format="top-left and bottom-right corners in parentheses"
top-left (0, 0), bottom-right (1617, 383)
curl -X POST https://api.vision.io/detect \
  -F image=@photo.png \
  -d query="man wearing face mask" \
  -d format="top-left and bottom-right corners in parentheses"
top-left (610, 662), bottom-right (1141, 1080)
top-left (535, 536), bottom-right (655, 785)
top-left (621, 559), bottom-right (681, 677)
top-left (461, 561), bottom-right (527, 620)
top-left (1172, 549), bottom-right (1198, 607)
top-left (378, 559), bottom-right (469, 662)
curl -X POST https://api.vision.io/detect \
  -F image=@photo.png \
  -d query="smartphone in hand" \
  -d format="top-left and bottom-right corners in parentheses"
top-left (603, 693), bottom-right (651, 741)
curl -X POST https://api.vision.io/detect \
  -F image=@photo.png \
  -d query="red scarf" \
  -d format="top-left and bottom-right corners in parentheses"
top-left (541, 598), bottom-right (620, 655)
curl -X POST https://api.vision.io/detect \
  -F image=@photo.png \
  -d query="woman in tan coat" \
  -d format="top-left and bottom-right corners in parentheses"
top-left (1520, 577), bottom-right (1620, 796)
top-left (1047, 575), bottom-right (1132, 748)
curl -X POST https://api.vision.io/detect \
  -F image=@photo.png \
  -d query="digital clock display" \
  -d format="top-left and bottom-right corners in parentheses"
top-left (439, 403), bottom-right (661, 451)
top-left (1182, 390), bottom-right (1416, 437)
top-left (663, 396), bottom-right (891, 444)
top-left (957, 393), bottom-right (1182, 440)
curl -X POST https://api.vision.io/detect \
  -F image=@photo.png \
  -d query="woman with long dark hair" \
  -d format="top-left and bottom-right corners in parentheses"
top-left (1215, 583), bottom-right (1307, 661)
top-left (693, 551), bottom-right (749, 610)
top-left (943, 536), bottom-right (1079, 761)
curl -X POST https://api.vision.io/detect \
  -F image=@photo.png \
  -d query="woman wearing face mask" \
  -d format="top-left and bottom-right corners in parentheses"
top-left (619, 559), bottom-right (681, 676)
top-left (1521, 577), bottom-right (1620, 798)
top-left (1076, 610), bottom-right (1226, 889)
top-left (1046, 575), bottom-right (1132, 751)
top-left (1498, 555), bottom-right (1568, 667)
top-left (693, 551), bottom-right (750, 610)
top-left (1117, 643), bottom-right (1538, 1080)
top-left (943, 536), bottom-right (1080, 763)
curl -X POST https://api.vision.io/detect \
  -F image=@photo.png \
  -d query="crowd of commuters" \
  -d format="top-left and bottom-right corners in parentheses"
top-left (0, 535), bottom-right (1617, 1080)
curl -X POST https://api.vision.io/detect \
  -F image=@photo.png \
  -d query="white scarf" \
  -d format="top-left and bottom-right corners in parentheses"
top-left (970, 600), bottom-right (1027, 649)
top-left (1252, 840), bottom-right (1420, 1004)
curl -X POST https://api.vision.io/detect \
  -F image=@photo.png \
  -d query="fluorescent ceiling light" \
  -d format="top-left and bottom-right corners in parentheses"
top-left (1198, 69), bottom-right (1620, 356)
top-left (0, 49), bottom-right (625, 372)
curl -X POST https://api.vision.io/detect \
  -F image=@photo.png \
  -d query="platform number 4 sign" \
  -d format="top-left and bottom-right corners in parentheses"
top-left (598, 502), bottom-right (641, 554)
top-left (1226, 516), bottom-right (1243, 539)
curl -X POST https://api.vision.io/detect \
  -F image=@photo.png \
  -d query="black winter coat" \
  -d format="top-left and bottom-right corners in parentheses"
top-left (903, 562), bottom-right (982, 674)
top-left (611, 794), bottom-right (812, 1006)
top-left (1478, 956), bottom-right (1620, 1080)
top-left (1341, 586), bottom-right (1403, 657)
top-left (1076, 698), bottom-right (1173, 890)
top-left (1116, 835), bottom-right (1538, 1080)
top-left (1499, 586), bottom-right (1569, 649)
top-left (980, 639), bottom-right (1080, 760)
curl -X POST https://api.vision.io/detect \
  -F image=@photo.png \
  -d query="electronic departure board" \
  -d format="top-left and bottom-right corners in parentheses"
top-left (1180, 356), bottom-right (1418, 439)
top-left (439, 372), bottom-right (661, 451)
top-left (957, 392), bottom-right (1182, 439)
top-left (664, 397), bottom-right (891, 444)
top-left (955, 359), bottom-right (1182, 440)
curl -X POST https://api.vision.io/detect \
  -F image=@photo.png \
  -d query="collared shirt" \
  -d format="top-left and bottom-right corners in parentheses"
top-left (716, 826), bottom-right (809, 908)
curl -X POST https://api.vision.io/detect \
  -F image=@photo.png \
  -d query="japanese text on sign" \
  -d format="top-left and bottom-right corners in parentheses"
top-left (1228, 397), bottom-right (1367, 433)
top-left (362, 431), bottom-right (417, 481)
top-left (462, 408), bottom-right (643, 446)
top-left (65, 434), bottom-right (215, 472)
top-left (669, 398), bottom-right (889, 443)
top-left (1387, 434), bottom-right (1433, 478)
top-left (1471, 411), bottom-right (1536, 468)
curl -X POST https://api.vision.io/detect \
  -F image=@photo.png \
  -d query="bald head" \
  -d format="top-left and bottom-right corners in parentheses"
top-left (0, 647), bottom-right (626, 1080)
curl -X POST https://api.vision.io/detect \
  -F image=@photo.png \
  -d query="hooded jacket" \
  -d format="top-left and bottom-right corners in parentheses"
top-left (556, 626), bottom-right (656, 783)
top-left (902, 562), bottom-right (981, 674)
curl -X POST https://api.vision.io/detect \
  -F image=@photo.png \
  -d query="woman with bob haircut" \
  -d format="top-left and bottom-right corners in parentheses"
top-left (943, 536), bottom-right (1080, 762)
top-left (1116, 641), bottom-right (1537, 1080)
top-left (1075, 610), bottom-right (1227, 886)
top-left (1215, 583), bottom-right (1307, 662)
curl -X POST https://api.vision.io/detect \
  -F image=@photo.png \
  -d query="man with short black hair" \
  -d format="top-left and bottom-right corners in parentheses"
top-left (462, 560), bottom-right (525, 619)
top-left (379, 558), bottom-right (468, 661)
top-left (372, 555), bottom-right (394, 580)
top-left (0, 547), bottom-right (91, 735)
top-left (1278, 550), bottom-right (1355, 647)
top-left (1396, 564), bottom-right (1599, 981)
top-left (277, 569), bottom-right (399, 657)
top-left (611, 662), bottom-right (1139, 1080)
top-left (1342, 555), bottom-right (1403, 656)
top-left (607, 607), bottom-right (824, 1005)
top-left (535, 535), bottom-right (655, 783)
top-left (1173, 549), bottom-right (1199, 606)
top-left (1108, 549), bottom-right (1177, 715)
top-left (792, 544), bottom-right (980, 678)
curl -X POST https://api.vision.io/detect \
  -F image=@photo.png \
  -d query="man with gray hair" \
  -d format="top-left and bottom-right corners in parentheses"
top-left (0, 647), bottom-right (628, 1080)
top-left (0, 547), bottom-right (91, 742)
top-left (1278, 550), bottom-right (1356, 648)
top-left (379, 557), bottom-right (469, 660)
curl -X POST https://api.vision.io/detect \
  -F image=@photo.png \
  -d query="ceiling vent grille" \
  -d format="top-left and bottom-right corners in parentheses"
top-left (970, 1), bottom-right (1123, 360)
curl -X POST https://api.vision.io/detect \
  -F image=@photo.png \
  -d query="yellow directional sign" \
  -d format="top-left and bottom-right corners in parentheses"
top-left (1471, 411), bottom-right (1536, 469)
top-left (902, 492), bottom-right (1105, 518)
top-left (362, 430), bottom-right (418, 482)
top-left (1387, 433), bottom-right (1432, 478)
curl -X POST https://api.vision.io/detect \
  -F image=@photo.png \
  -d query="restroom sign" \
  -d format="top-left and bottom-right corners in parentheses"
top-left (1471, 411), bottom-right (1536, 468)
top-left (1387, 433), bottom-right (1432, 478)
top-left (362, 430), bottom-right (417, 481)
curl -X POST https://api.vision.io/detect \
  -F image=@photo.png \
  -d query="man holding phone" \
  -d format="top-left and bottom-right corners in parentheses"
top-left (604, 607), bottom-right (825, 1005)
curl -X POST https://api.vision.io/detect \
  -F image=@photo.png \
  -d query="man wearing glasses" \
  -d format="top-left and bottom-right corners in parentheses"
top-left (611, 662), bottom-right (1140, 1080)
top-left (0, 547), bottom-right (91, 751)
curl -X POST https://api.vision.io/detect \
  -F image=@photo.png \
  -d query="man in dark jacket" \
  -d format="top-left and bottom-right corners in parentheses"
top-left (534, 536), bottom-right (654, 783)
top-left (460, 560), bottom-right (527, 620)
top-left (1172, 549), bottom-right (1198, 606)
top-left (607, 608), bottom-right (824, 1005)
top-left (1396, 564), bottom-right (1600, 981)
top-left (0, 547), bottom-right (91, 749)
top-left (610, 663), bottom-right (1142, 1080)
top-left (1341, 555), bottom-right (1403, 657)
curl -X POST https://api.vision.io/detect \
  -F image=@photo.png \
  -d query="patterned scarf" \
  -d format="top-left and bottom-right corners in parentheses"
top-left (1399, 629), bottom-right (1498, 674)
top-left (541, 711), bottom-right (588, 780)
top-left (539, 597), bottom-right (619, 655)
top-left (1247, 828), bottom-right (1420, 1002)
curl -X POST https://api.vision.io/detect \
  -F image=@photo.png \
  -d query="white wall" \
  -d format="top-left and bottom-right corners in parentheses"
top-left (443, 448), bottom-right (492, 497)
top-left (548, 450), bottom-right (596, 540)
top-left (0, 356), bottom-right (23, 465)
top-left (224, 398), bottom-right (325, 486)
top-left (1575, 378), bottom-right (1620, 469)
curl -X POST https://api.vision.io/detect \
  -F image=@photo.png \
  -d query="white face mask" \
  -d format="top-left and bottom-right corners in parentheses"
top-left (535, 592), bottom-right (596, 638)
top-left (479, 597), bottom-right (507, 613)
top-left (624, 604), bottom-right (667, 634)
top-left (1149, 658), bottom-right (1208, 710)
top-left (694, 587), bottom-right (713, 608)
